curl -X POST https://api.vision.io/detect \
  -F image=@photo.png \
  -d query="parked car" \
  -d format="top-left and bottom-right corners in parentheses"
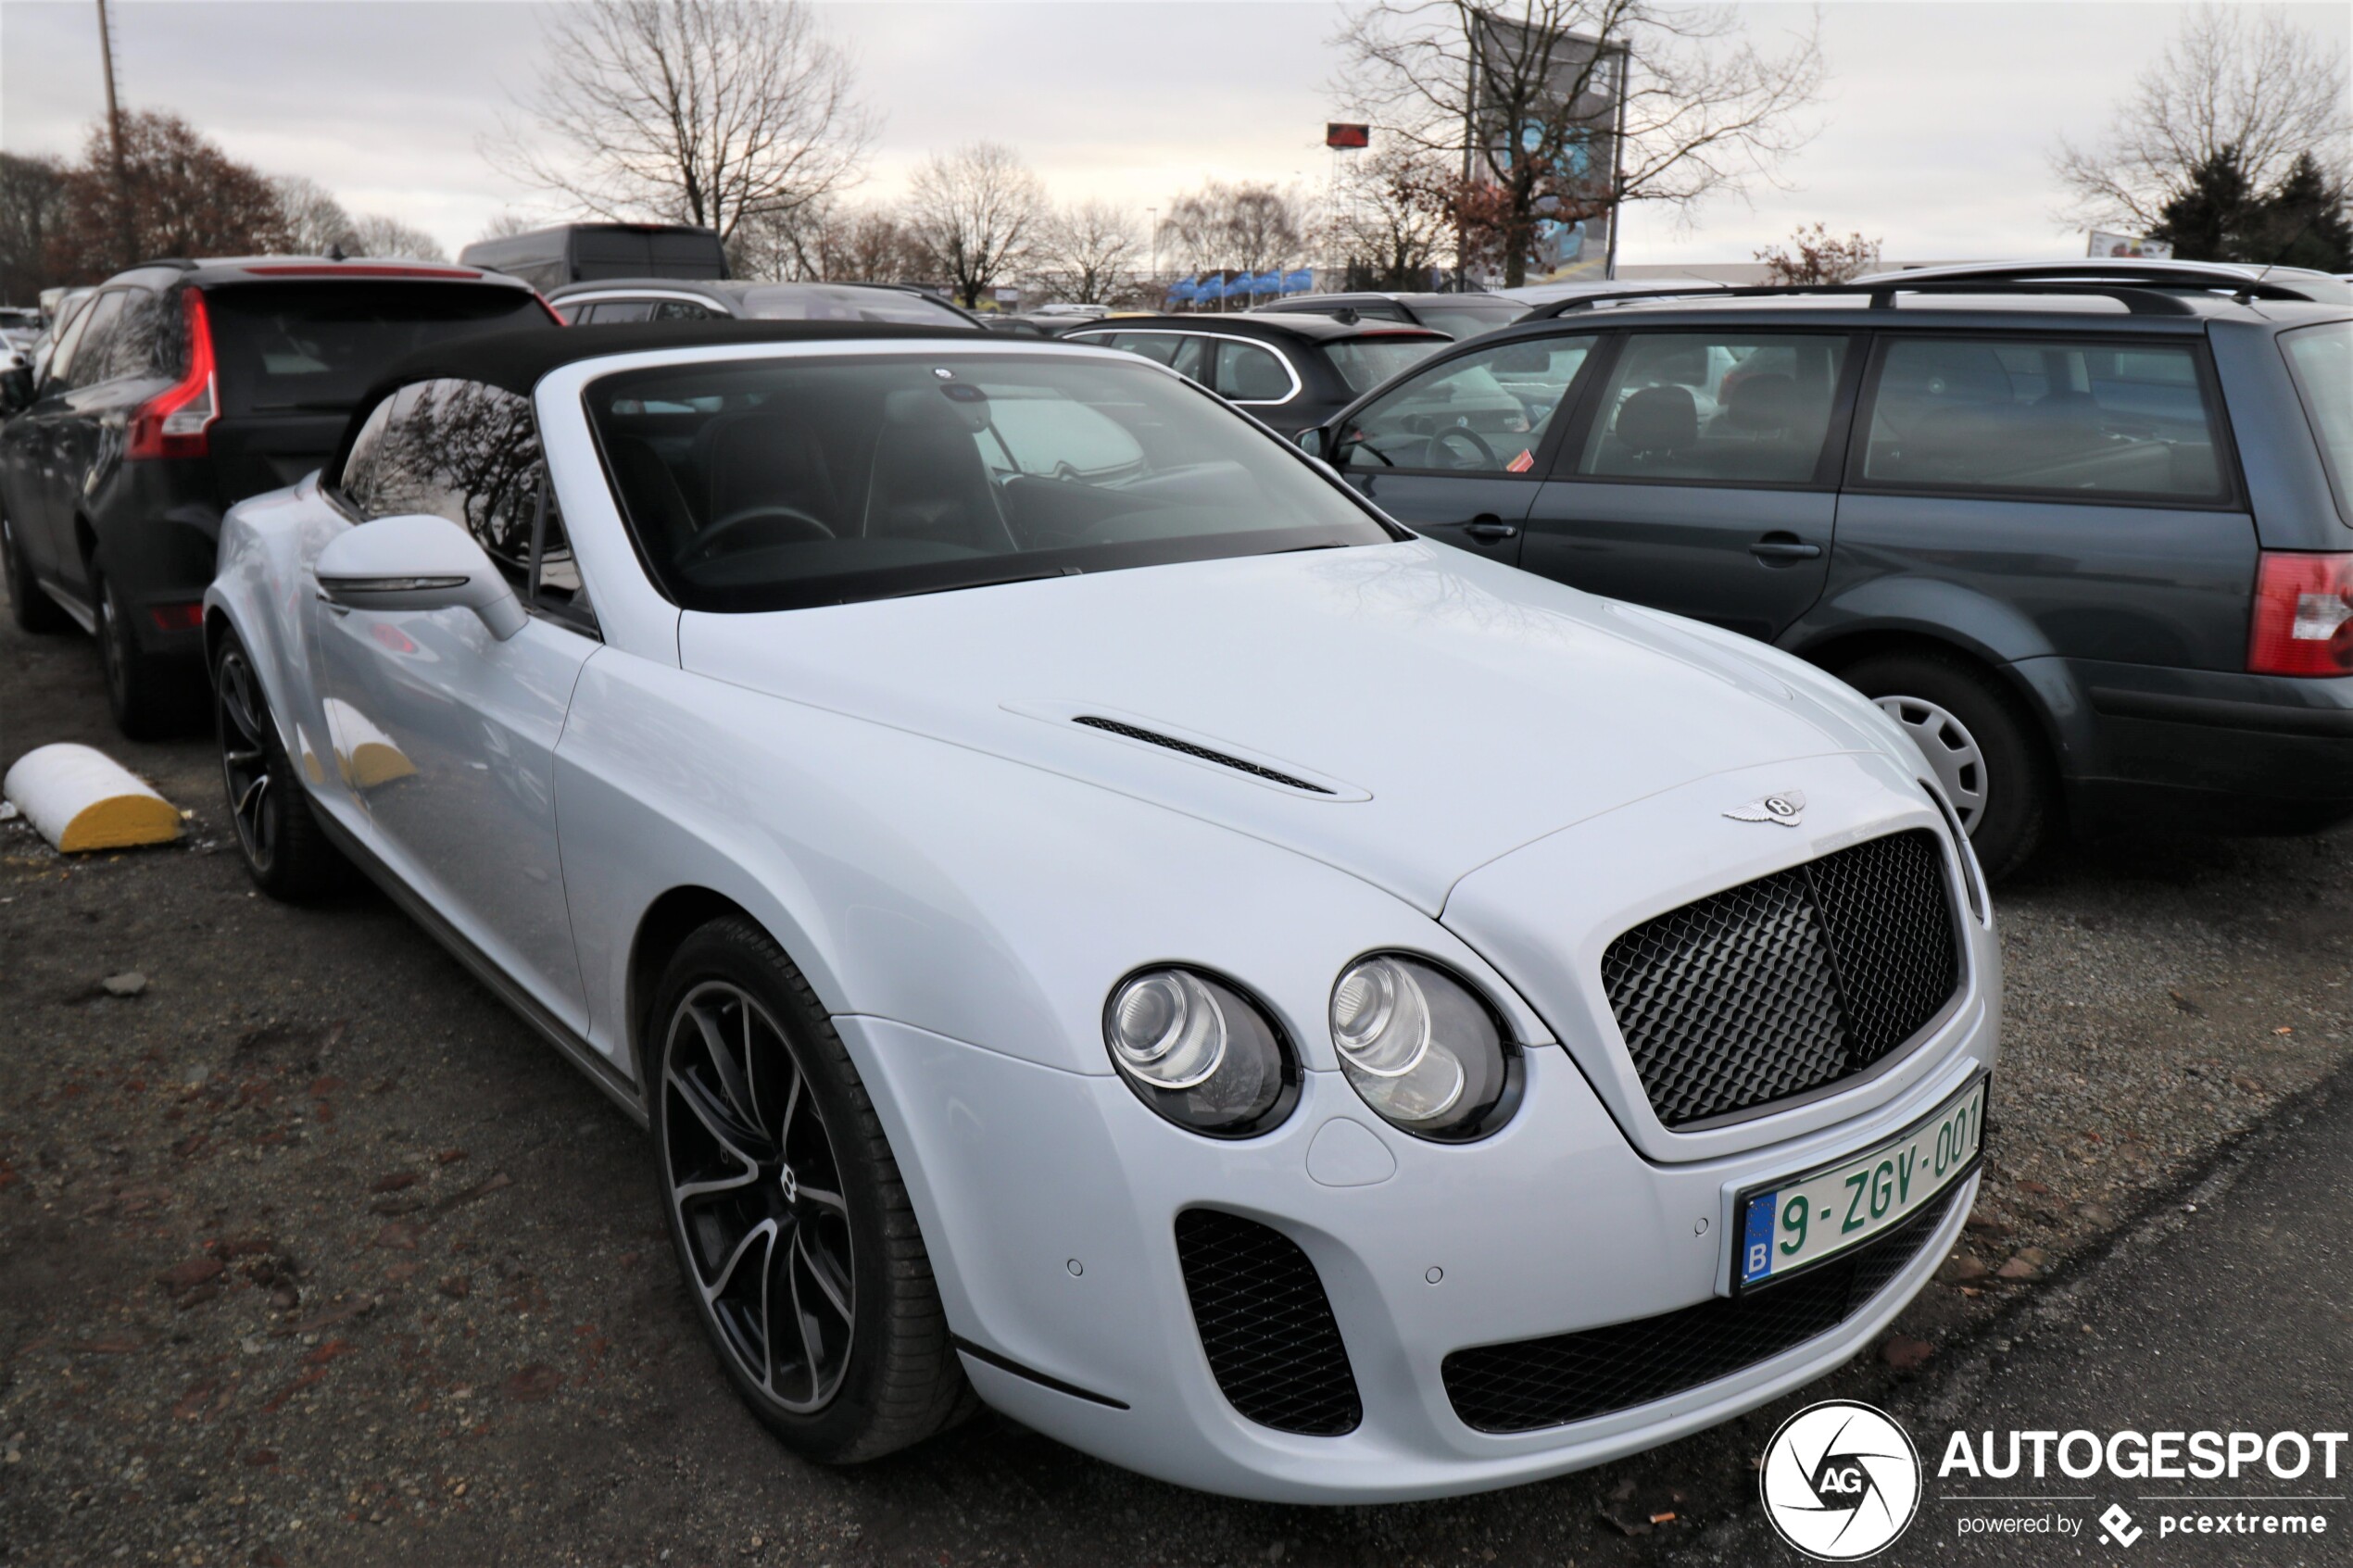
top-left (205, 317), bottom-right (1995, 1501)
top-left (0, 256), bottom-right (558, 735)
top-left (1059, 313), bottom-right (1449, 435)
top-left (459, 221), bottom-right (727, 294)
top-left (1855, 257), bottom-right (2353, 305)
top-left (546, 277), bottom-right (984, 331)
top-left (1295, 268), bottom-right (2353, 876)
top-left (1502, 279), bottom-right (1734, 317)
top-left (0, 306), bottom-right (42, 350)
top-left (1252, 289), bottom-right (1527, 339)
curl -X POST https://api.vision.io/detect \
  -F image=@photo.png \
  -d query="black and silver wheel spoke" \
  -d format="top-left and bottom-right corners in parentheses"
top-left (216, 652), bottom-right (278, 865)
top-left (661, 979), bottom-right (856, 1415)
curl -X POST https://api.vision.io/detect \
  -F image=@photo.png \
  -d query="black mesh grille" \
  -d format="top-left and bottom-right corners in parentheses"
top-left (1602, 831), bottom-right (1961, 1125)
top-left (1073, 717), bottom-right (1333, 795)
top-left (1441, 1186), bottom-right (1960, 1434)
top-left (1175, 1209), bottom-right (1361, 1436)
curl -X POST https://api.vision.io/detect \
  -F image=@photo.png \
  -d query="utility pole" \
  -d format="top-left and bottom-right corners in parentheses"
top-left (95, 0), bottom-right (134, 269)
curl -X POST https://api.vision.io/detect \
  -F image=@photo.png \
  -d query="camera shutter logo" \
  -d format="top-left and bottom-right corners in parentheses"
top-left (1759, 1400), bottom-right (1921, 1560)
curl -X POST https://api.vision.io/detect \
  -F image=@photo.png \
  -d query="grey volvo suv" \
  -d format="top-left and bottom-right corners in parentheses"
top-left (1298, 267), bottom-right (2353, 877)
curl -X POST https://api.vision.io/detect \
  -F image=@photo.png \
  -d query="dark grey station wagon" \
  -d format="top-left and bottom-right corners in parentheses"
top-left (1299, 264), bottom-right (2353, 877)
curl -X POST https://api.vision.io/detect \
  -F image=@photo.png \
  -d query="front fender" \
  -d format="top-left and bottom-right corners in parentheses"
top-left (205, 475), bottom-right (351, 808)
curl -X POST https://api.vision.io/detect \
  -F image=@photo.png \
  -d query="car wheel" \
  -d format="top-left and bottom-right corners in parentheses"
top-left (96, 564), bottom-right (195, 739)
top-left (2, 503), bottom-right (69, 633)
top-left (1835, 648), bottom-right (2055, 882)
top-left (650, 917), bottom-right (972, 1463)
top-left (213, 627), bottom-right (346, 899)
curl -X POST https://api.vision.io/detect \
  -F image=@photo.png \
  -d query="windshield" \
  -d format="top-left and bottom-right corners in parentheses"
top-left (206, 283), bottom-right (548, 415)
top-left (2282, 322), bottom-right (2352, 524)
top-left (735, 285), bottom-right (976, 330)
top-left (586, 353), bottom-right (1394, 612)
top-left (1321, 335), bottom-right (1447, 393)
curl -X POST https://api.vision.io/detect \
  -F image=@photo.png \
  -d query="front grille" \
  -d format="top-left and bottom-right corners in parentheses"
top-left (1175, 1209), bottom-right (1361, 1436)
top-left (1441, 1186), bottom-right (1960, 1434)
top-left (1601, 830), bottom-right (1961, 1126)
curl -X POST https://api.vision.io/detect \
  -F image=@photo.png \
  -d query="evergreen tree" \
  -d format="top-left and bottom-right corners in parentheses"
top-left (2148, 144), bottom-right (2262, 261)
top-left (2250, 151), bottom-right (2353, 271)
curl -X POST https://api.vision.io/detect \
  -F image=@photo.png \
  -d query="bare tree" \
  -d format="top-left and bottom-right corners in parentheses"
top-left (347, 213), bottom-right (447, 261)
top-left (1030, 199), bottom-right (1141, 302)
top-left (1755, 220), bottom-right (1879, 285)
top-left (272, 175), bottom-right (356, 255)
top-left (1325, 141), bottom-right (1457, 287)
top-left (2052, 4), bottom-right (2351, 233)
top-left (473, 209), bottom-right (546, 243)
top-left (904, 143), bottom-right (1042, 307)
top-left (56, 111), bottom-right (289, 279)
top-left (1336, 0), bottom-right (1824, 285)
top-left (1160, 180), bottom-right (1312, 275)
top-left (0, 152), bottom-right (72, 302)
top-left (495, 0), bottom-right (875, 243)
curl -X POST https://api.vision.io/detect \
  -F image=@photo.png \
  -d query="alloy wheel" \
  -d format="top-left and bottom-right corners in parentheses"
top-left (661, 981), bottom-right (857, 1413)
top-left (98, 578), bottom-right (129, 710)
top-left (1875, 693), bottom-right (1987, 834)
top-left (216, 646), bottom-right (280, 872)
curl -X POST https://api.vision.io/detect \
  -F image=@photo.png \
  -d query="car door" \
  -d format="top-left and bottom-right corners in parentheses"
top-left (316, 377), bottom-right (598, 1032)
top-left (19, 288), bottom-right (130, 582)
top-left (1325, 332), bottom-right (1602, 567)
top-left (1519, 328), bottom-right (1859, 640)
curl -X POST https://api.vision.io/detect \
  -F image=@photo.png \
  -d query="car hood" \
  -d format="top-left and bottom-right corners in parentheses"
top-left (676, 540), bottom-right (1895, 914)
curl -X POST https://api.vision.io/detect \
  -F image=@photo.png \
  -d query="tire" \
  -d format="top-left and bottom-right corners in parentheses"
top-left (650, 917), bottom-right (972, 1463)
top-left (212, 626), bottom-right (346, 900)
top-left (1834, 647), bottom-right (2056, 882)
top-left (2, 501), bottom-right (69, 634)
top-left (96, 563), bottom-right (199, 739)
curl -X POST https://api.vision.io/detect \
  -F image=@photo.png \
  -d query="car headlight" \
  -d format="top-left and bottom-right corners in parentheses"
top-left (1329, 955), bottom-right (1517, 1139)
top-left (1104, 967), bottom-right (1298, 1137)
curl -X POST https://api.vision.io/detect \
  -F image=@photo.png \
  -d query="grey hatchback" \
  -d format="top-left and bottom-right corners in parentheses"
top-left (1299, 268), bottom-right (2353, 877)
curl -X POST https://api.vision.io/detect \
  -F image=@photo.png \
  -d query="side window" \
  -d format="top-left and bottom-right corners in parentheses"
top-left (1338, 334), bottom-right (1597, 474)
top-left (113, 288), bottom-right (182, 381)
top-left (1859, 336), bottom-right (2225, 501)
top-left (1106, 331), bottom-right (1178, 365)
top-left (526, 466), bottom-right (595, 630)
top-left (584, 300), bottom-right (653, 324)
top-left (40, 297), bottom-right (100, 391)
top-left (338, 395), bottom-right (397, 502)
top-left (1579, 332), bottom-right (1848, 484)
top-left (51, 290), bottom-right (126, 393)
top-left (649, 299), bottom-right (716, 321)
top-left (350, 377), bottom-right (544, 583)
top-left (1213, 340), bottom-right (1294, 402)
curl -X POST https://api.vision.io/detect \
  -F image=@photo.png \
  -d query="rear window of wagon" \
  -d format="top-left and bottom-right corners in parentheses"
top-left (2281, 322), bottom-right (2353, 526)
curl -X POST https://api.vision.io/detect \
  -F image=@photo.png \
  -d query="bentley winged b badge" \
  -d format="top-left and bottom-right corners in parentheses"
top-left (1725, 790), bottom-right (1806, 827)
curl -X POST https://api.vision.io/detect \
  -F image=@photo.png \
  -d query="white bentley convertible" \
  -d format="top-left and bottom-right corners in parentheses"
top-left (205, 320), bottom-right (1998, 1502)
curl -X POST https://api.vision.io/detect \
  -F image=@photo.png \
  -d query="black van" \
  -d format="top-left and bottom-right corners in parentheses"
top-left (458, 222), bottom-right (727, 295)
top-left (0, 257), bottom-right (558, 735)
top-left (1296, 266), bottom-right (2353, 877)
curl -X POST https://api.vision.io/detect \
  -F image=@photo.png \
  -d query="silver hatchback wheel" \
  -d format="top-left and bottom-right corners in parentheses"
top-left (661, 980), bottom-right (857, 1415)
top-left (1876, 693), bottom-right (1988, 833)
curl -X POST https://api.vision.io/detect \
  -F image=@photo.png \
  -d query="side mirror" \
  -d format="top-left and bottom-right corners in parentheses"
top-left (316, 513), bottom-right (527, 640)
top-left (1294, 425), bottom-right (1328, 459)
top-left (0, 365), bottom-right (32, 415)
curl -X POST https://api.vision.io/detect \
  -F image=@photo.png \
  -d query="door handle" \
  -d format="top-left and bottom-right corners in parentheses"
top-left (1749, 533), bottom-right (1822, 563)
top-left (1462, 517), bottom-right (1520, 543)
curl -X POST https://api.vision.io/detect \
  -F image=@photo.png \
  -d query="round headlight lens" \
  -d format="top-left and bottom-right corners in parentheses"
top-left (1329, 955), bottom-right (1516, 1139)
top-left (1105, 968), bottom-right (1297, 1136)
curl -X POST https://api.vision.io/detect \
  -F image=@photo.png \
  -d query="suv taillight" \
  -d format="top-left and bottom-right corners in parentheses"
top-left (125, 289), bottom-right (218, 461)
top-left (2247, 551), bottom-right (2353, 676)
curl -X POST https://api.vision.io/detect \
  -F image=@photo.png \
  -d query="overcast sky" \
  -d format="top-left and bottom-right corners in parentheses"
top-left (2, 1), bottom-right (2347, 267)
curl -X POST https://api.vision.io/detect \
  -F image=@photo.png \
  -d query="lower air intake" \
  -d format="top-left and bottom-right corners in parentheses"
top-left (1175, 1209), bottom-right (1362, 1436)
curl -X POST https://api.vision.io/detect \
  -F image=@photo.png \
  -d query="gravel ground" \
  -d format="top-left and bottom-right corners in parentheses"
top-left (3, 596), bottom-right (2348, 1568)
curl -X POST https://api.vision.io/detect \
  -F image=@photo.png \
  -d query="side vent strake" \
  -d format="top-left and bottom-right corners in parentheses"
top-left (1073, 716), bottom-right (1335, 796)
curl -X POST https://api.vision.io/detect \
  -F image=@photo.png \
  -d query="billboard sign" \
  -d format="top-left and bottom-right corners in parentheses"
top-left (2088, 230), bottom-right (2174, 259)
top-left (1471, 12), bottom-right (1626, 283)
top-left (1326, 122), bottom-right (1372, 150)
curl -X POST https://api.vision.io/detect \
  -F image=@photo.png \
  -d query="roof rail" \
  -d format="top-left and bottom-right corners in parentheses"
top-left (1860, 260), bottom-right (2318, 302)
top-left (1534, 279), bottom-right (2199, 318)
top-left (133, 258), bottom-right (201, 271)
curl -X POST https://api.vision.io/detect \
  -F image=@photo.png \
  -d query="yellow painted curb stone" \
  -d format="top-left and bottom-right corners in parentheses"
top-left (2, 743), bottom-right (183, 853)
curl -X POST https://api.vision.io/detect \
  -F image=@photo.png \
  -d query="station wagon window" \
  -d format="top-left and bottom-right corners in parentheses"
top-left (48, 289), bottom-right (126, 393)
top-left (1578, 332), bottom-right (1848, 484)
top-left (342, 377), bottom-right (545, 582)
top-left (585, 353), bottom-right (1392, 614)
top-left (1211, 340), bottom-right (1295, 402)
top-left (1859, 336), bottom-right (2226, 501)
top-left (2280, 323), bottom-right (2351, 524)
top-left (1095, 332), bottom-right (1211, 386)
top-left (1320, 335), bottom-right (1448, 394)
top-left (1336, 334), bottom-right (1597, 474)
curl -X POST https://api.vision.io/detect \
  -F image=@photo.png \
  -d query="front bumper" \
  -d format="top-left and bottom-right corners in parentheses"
top-left (840, 988), bottom-right (1994, 1503)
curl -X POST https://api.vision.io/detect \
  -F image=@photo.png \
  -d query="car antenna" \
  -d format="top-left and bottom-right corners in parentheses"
top-left (326, 241), bottom-right (347, 262)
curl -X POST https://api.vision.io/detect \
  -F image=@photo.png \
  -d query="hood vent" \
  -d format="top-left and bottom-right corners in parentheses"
top-left (1073, 716), bottom-right (1335, 796)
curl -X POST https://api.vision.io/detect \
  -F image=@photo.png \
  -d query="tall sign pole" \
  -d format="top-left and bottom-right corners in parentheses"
top-left (95, 0), bottom-right (133, 268)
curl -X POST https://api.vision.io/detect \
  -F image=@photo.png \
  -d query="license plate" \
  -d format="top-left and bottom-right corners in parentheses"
top-left (1734, 1077), bottom-right (1986, 1294)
